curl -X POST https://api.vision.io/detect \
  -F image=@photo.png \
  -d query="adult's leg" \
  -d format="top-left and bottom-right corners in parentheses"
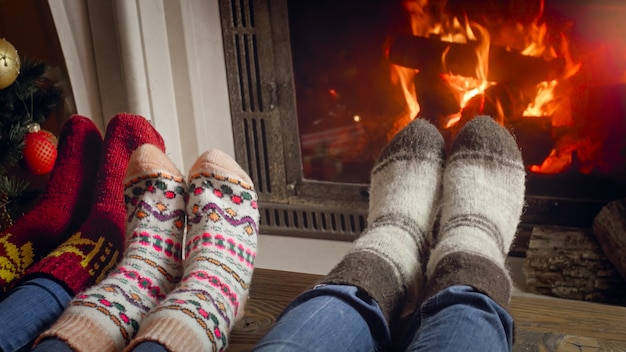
top-left (403, 116), bottom-right (525, 351)
top-left (0, 278), bottom-right (71, 352)
top-left (255, 118), bottom-right (446, 351)
top-left (253, 285), bottom-right (390, 352)
top-left (401, 285), bottom-right (513, 352)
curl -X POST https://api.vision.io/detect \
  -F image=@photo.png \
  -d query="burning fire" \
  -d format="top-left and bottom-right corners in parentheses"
top-left (390, 1), bottom-right (494, 130)
top-left (520, 17), bottom-right (583, 173)
top-left (439, 17), bottom-right (494, 128)
top-left (390, 0), bottom-right (595, 175)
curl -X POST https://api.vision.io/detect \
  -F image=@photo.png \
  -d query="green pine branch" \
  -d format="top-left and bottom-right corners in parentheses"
top-left (0, 56), bottom-right (63, 225)
top-left (0, 174), bottom-right (37, 223)
top-left (0, 57), bottom-right (62, 173)
top-left (0, 123), bottom-right (26, 174)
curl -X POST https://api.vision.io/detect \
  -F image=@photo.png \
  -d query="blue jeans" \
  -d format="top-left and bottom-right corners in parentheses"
top-left (0, 277), bottom-right (72, 352)
top-left (32, 339), bottom-right (167, 352)
top-left (1, 278), bottom-right (168, 352)
top-left (253, 284), bottom-right (513, 352)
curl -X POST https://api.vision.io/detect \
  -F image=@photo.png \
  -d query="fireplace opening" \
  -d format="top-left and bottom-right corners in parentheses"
top-left (290, 0), bottom-right (626, 201)
top-left (219, 0), bottom-right (626, 241)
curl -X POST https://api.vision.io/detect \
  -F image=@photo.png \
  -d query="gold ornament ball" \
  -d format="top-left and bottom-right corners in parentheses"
top-left (0, 38), bottom-right (20, 90)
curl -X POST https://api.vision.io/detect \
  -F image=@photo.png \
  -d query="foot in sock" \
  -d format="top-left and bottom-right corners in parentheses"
top-left (425, 116), bottom-right (526, 309)
top-left (35, 144), bottom-right (187, 351)
top-left (0, 115), bottom-right (102, 294)
top-left (321, 118), bottom-right (446, 325)
top-left (126, 149), bottom-right (259, 352)
top-left (20, 113), bottom-right (166, 296)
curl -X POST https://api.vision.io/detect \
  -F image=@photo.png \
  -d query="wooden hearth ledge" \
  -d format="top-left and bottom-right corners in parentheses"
top-left (228, 268), bottom-right (626, 351)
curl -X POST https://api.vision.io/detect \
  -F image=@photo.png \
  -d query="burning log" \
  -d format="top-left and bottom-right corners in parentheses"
top-left (592, 198), bottom-right (626, 281)
top-left (523, 226), bottom-right (626, 306)
top-left (388, 34), bottom-right (564, 86)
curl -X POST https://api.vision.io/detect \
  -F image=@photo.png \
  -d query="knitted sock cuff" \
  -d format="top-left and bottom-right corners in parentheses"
top-left (36, 313), bottom-right (117, 351)
top-left (424, 252), bottom-right (512, 310)
top-left (321, 250), bottom-right (407, 323)
top-left (126, 314), bottom-right (208, 352)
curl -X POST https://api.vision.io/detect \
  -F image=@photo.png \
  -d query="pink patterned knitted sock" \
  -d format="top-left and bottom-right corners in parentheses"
top-left (127, 149), bottom-right (259, 352)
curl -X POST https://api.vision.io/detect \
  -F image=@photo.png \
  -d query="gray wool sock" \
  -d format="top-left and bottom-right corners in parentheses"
top-left (425, 116), bottom-right (526, 309)
top-left (321, 118), bottom-right (445, 324)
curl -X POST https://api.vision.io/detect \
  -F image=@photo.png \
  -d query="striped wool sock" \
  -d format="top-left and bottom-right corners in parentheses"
top-left (21, 113), bottom-right (166, 296)
top-left (126, 149), bottom-right (259, 352)
top-left (36, 144), bottom-right (186, 351)
top-left (425, 116), bottom-right (526, 309)
top-left (321, 118), bottom-right (446, 324)
top-left (0, 116), bottom-right (102, 294)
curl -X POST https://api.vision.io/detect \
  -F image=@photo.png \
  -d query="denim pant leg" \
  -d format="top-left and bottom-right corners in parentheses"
top-left (30, 338), bottom-right (74, 352)
top-left (0, 277), bottom-right (72, 352)
top-left (33, 339), bottom-right (169, 352)
top-left (401, 285), bottom-right (513, 352)
top-left (253, 284), bottom-right (391, 352)
top-left (128, 342), bottom-right (168, 352)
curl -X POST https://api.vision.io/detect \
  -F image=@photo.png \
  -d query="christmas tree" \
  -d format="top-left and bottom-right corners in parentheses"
top-left (0, 38), bottom-right (62, 230)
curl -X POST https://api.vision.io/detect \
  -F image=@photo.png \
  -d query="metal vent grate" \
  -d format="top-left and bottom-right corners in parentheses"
top-left (260, 203), bottom-right (366, 241)
top-left (242, 117), bottom-right (271, 194)
top-left (234, 33), bottom-right (263, 113)
top-left (228, 0), bottom-right (255, 28)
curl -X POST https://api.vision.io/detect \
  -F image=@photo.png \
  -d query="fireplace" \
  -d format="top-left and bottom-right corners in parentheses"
top-left (218, 0), bottom-right (626, 249)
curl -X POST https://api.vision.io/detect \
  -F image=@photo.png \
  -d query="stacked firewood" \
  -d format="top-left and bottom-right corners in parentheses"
top-left (523, 199), bottom-right (626, 306)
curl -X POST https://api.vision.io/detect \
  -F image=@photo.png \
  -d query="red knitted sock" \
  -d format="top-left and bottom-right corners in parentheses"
top-left (21, 113), bottom-right (166, 295)
top-left (0, 115), bottom-right (102, 294)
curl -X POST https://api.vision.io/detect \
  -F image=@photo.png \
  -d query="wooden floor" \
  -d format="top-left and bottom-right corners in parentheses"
top-left (229, 268), bottom-right (626, 351)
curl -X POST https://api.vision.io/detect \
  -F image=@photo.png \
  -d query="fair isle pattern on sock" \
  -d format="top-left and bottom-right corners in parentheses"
top-left (322, 118), bottom-right (445, 324)
top-left (425, 116), bottom-right (526, 309)
top-left (36, 145), bottom-right (186, 352)
top-left (127, 149), bottom-right (258, 352)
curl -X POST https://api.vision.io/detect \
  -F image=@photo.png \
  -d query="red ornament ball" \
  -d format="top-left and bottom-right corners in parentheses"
top-left (23, 127), bottom-right (58, 175)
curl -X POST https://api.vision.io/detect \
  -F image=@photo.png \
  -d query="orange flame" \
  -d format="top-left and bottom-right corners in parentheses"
top-left (391, 1), bottom-right (494, 130)
top-left (440, 16), bottom-right (494, 128)
top-left (522, 7), bottom-right (581, 119)
top-left (518, 2), bottom-right (583, 174)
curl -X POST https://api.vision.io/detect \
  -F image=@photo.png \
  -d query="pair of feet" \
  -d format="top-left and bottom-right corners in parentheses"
top-left (322, 116), bottom-right (526, 325)
top-left (35, 126), bottom-right (259, 351)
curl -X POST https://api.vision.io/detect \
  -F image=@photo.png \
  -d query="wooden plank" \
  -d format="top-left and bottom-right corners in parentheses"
top-left (228, 268), bottom-right (626, 351)
top-left (511, 294), bottom-right (626, 347)
top-left (229, 269), bottom-right (319, 352)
